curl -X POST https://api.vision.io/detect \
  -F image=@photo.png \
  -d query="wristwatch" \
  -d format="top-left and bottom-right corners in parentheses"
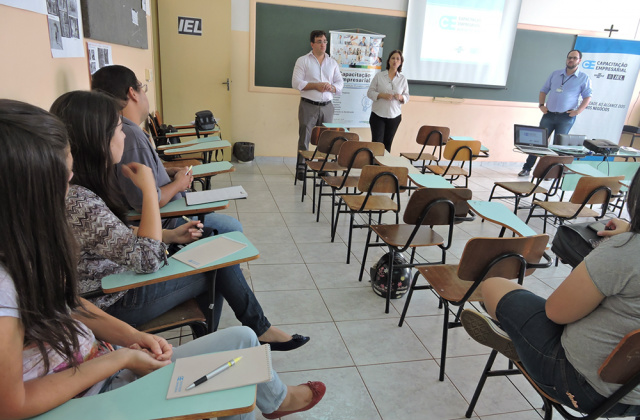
top-left (539, 104), bottom-right (545, 107)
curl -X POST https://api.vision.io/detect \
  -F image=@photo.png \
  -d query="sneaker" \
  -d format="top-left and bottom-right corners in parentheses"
top-left (460, 309), bottom-right (520, 361)
top-left (518, 169), bottom-right (530, 177)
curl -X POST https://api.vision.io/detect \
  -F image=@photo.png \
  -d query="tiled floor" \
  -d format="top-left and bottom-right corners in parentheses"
top-left (161, 157), bottom-right (624, 420)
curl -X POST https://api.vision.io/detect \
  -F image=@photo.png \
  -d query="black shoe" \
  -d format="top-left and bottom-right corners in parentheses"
top-left (460, 310), bottom-right (520, 361)
top-left (296, 172), bottom-right (305, 181)
top-left (260, 334), bottom-right (310, 351)
top-left (518, 169), bottom-right (530, 177)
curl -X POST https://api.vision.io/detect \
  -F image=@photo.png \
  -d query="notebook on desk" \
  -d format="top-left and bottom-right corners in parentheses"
top-left (186, 186), bottom-right (248, 206)
top-left (514, 124), bottom-right (557, 156)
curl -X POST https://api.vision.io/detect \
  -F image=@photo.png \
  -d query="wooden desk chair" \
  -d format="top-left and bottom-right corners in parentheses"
top-left (466, 329), bottom-right (640, 420)
top-left (425, 139), bottom-right (481, 188)
top-left (525, 176), bottom-right (624, 233)
top-left (318, 141), bottom-right (385, 228)
top-left (295, 126), bottom-right (345, 185)
top-left (333, 165), bottom-right (408, 264)
top-left (357, 187), bottom-right (473, 314)
top-left (415, 234), bottom-right (551, 381)
top-left (303, 131), bottom-right (359, 211)
top-left (400, 125), bottom-right (450, 173)
top-left (489, 156), bottom-right (573, 214)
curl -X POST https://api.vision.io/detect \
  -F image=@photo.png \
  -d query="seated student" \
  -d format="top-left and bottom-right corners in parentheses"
top-left (91, 64), bottom-right (242, 235)
top-left (461, 168), bottom-right (640, 417)
top-left (0, 99), bottom-right (324, 420)
top-left (51, 90), bottom-right (309, 352)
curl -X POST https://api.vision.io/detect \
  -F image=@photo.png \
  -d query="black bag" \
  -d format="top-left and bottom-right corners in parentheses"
top-left (195, 110), bottom-right (216, 131)
top-left (551, 222), bottom-right (605, 268)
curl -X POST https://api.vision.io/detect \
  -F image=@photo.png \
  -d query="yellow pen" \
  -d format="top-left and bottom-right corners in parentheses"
top-left (186, 356), bottom-right (243, 390)
top-left (182, 215), bottom-right (204, 233)
top-left (185, 165), bottom-right (193, 176)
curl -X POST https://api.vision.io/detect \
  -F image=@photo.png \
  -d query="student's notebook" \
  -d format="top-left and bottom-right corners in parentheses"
top-left (167, 344), bottom-right (273, 399)
top-left (185, 186), bottom-right (248, 206)
top-left (172, 236), bottom-right (247, 269)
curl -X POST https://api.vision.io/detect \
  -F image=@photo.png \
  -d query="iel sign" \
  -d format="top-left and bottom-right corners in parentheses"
top-left (178, 17), bottom-right (202, 36)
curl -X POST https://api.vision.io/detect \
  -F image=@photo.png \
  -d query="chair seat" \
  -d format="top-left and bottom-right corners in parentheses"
top-left (534, 200), bottom-right (601, 218)
top-left (139, 299), bottom-right (206, 333)
top-left (427, 165), bottom-right (468, 176)
top-left (322, 175), bottom-right (359, 189)
top-left (371, 224), bottom-right (444, 248)
top-left (401, 152), bottom-right (438, 162)
top-left (494, 181), bottom-right (549, 195)
top-left (299, 150), bottom-right (327, 161)
top-left (307, 161), bottom-right (345, 172)
top-left (341, 194), bottom-right (398, 212)
top-left (417, 265), bottom-right (483, 303)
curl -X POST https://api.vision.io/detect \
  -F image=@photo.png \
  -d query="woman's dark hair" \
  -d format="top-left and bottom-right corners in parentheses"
top-left (386, 50), bottom-right (404, 72)
top-left (625, 167), bottom-right (640, 234)
top-left (0, 99), bottom-right (85, 373)
top-left (50, 90), bottom-right (129, 223)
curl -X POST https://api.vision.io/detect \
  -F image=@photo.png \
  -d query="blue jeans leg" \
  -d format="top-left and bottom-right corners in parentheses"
top-left (174, 212), bottom-right (243, 234)
top-left (495, 289), bottom-right (640, 416)
top-left (523, 112), bottom-right (576, 171)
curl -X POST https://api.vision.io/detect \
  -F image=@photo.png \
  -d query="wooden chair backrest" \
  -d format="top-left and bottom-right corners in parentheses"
top-left (571, 176), bottom-right (624, 205)
top-left (531, 156), bottom-right (574, 180)
top-left (310, 126), bottom-right (345, 146)
top-left (458, 235), bottom-right (549, 280)
top-left (358, 165), bottom-right (409, 193)
top-left (599, 329), bottom-right (640, 384)
top-left (416, 125), bottom-right (450, 146)
top-left (337, 141), bottom-right (385, 168)
top-left (443, 140), bottom-right (482, 161)
top-left (403, 188), bottom-right (472, 225)
top-left (317, 131), bottom-right (358, 155)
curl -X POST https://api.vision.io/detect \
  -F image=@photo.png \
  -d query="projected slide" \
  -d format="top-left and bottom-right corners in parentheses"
top-left (421, 0), bottom-right (504, 64)
top-left (403, 0), bottom-right (522, 87)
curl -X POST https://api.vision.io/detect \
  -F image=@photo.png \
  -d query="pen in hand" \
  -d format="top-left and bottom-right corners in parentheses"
top-left (185, 165), bottom-right (193, 176)
top-left (186, 356), bottom-right (243, 391)
top-left (182, 215), bottom-right (204, 233)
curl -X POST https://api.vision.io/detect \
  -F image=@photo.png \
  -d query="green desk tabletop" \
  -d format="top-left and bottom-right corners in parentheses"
top-left (409, 173), bottom-right (455, 188)
top-left (30, 360), bottom-right (256, 420)
top-left (163, 140), bottom-right (231, 155)
top-left (128, 197), bottom-right (229, 221)
top-left (468, 200), bottom-right (537, 237)
top-left (191, 161), bottom-right (234, 177)
top-left (565, 163), bottom-right (607, 177)
top-left (164, 129), bottom-right (219, 138)
top-left (158, 135), bottom-right (221, 151)
top-left (102, 232), bottom-right (259, 293)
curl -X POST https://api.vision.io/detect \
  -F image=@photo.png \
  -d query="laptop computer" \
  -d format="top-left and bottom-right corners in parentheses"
top-left (514, 124), bottom-right (557, 156)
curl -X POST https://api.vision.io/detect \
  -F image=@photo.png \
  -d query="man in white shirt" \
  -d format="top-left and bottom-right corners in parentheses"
top-left (292, 30), bottom-right (344, 180)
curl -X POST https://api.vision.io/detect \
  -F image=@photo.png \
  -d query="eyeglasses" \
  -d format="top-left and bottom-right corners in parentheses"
top-left (138, 83), bottom-right (148, 93)
top-left (567, 57), bottom-right (580, 61)
top-left (314, 40), bottom-right (328, 44)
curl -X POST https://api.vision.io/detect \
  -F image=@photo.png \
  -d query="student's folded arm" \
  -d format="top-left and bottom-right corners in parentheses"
top-left (545, 262), bottom-right (604, 325)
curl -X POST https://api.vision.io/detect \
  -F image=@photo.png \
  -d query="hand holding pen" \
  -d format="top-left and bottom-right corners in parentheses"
top-left (186, 356), bottom-right (243, 390)
top-left (182, 215), bottom-right (204, 233)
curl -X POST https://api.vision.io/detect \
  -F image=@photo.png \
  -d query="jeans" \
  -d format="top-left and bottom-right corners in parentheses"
top-left (496, 289), bottom-right (640, 417)
top-left (105, 263), bottom-right (271, 336)
top-left (369, 112), bottom-right (402, 152)
top-left (101, 326), bottom-right (287, 420)
top-left (174, 212), bottom-right (244, 234)
top-left (523, 112), bottom-right (576, 171)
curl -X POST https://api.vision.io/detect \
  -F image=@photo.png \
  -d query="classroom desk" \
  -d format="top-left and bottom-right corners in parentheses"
top-left (549, 145), bottom-right (640, 161)
top-left (374, 155), bottom-right (421, 174)
top-left (164, 129), bottom-right (219, 139)
top-left (409, 173), bottom-right (455, 189)
top-left (564, 163), bottom-right (607, 177)
top-left (163, 140), bottom-right (231, 164)
top-left (621, 179), bottom-right (631, 188)
top-left (449, 136), bottom-right (490, 157)
top-left (127, 197), bottom-right (229, 221)
top-left (31, 360), bottom-right (256, 420)
top-left (192, 161), bottom-right (235, 189)
top-left (468, 200), bottom-right (537, 238)
top-left (157, 134), bottom-right (221, 151)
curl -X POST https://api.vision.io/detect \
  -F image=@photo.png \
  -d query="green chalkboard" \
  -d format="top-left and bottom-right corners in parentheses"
top-left (254, 3), bottom-right (576, 103)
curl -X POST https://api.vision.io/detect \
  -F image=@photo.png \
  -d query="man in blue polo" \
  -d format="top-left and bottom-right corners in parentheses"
top-left (519, 49), bottom-right (592, 177)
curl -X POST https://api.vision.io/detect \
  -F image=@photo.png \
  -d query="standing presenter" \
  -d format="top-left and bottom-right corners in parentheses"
top-left (367, 50), bottom-right (409, 152)
top-left (519, 49), bottom-right (592, 177)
